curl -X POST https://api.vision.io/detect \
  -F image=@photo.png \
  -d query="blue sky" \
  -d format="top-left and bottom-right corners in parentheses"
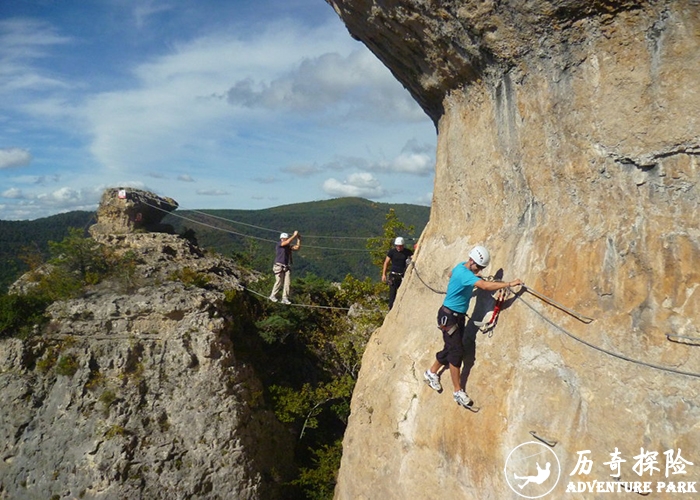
top-left (0, 0), bottom-right (436, 220)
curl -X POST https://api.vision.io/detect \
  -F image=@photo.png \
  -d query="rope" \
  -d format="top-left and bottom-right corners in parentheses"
top-left (410, 261), bottom-right (446, 295)
top-left (410, 262), bottom-right (700, 379)
top-left (242, 284), bottom-right (351, 311)
top-left (517, 296), bottom-right (700, 379)
top-left (141, 202), bottom-right (372, 311)
top-left (523, 285), bottom-right (593, 324)
top-left (189, 209), bottom-right (379, 240)
top-left (147, 202), bottom-right (277, 243)
top-left (666, 334), bottom-right (700, 346)
top-left (148, 202), bottom-right (373, 253)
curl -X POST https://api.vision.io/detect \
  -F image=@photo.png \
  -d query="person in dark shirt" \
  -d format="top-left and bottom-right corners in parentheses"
top-left (381, 237), bottom-right (413, 310)
top-left (269, 231), bottom-right (301, 304)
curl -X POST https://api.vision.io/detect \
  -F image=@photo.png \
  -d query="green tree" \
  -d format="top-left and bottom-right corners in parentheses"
top-left (270, 374), bottom-right (354, 440)
top-left (366, 208), bottom-right (416, 267)
top-left (48, 228), bottom-right (109, 285)
top-left (292, 440), bottom-right (343, 500)
top-left (0, 293), bottom-right (50, 339)
top-left (239, 271), bottom-right (387, 499)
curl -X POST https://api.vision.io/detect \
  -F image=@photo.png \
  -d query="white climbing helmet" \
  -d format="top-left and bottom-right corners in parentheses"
top-left (394, 237), bottom-right (405, 246)
top-left (469, 245), bottom-right (490, 268)
top-left (280, 232), bottom-right (289, 239)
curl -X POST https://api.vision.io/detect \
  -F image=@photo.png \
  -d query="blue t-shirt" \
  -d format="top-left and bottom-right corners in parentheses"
top-left (442, 262), bottom-right (481, 313)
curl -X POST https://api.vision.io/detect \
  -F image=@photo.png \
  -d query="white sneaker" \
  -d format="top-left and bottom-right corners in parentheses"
top-left (423, 370), bottom-right (442, 392)
top-left (281, 298), bottom-right (291, 305)
top-left (269, 296), bottom-right (278, 303)
top-left (453, 390), bottom-right (472, 408)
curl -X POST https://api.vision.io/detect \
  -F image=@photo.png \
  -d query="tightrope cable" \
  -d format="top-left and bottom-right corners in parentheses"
top-left (149, 203), bottom-right (374, 252)
top-left (242, 285), bottom-right (352, 311)
top-left (189, 209), bottom-right (380, 240)
top-left (147, 202), bottom-right (278, 243)
top-left (141, 202), bottom-right (374, 311)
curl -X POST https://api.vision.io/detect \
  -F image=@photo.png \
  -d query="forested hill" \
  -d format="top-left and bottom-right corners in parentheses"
top-left (0, 211), bottom-right (96, 292)
top-left (163, 197), bottom-right (430, 282)
top-left (0, 198), bottom-right (429, 291)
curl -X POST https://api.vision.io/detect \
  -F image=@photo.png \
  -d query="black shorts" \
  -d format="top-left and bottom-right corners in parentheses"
top-left (435, 305), bottom-right (465, 367)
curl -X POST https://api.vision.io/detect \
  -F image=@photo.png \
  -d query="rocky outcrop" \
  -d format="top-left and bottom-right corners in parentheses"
top-left (0, 195), bottom-right (294, 499)
top-left (328, 1), bottom-right (700, 498)
top-left (89, 188), bottom-right (179, 236)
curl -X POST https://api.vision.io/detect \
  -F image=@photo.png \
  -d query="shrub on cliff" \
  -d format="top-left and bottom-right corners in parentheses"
top-left (2, 229), bottom-right (143, 339)
top-left (0, 293), bottom-right (50, 339)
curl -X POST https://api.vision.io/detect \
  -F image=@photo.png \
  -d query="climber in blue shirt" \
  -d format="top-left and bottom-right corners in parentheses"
top-left (423, 245), bottom-right (522, 409)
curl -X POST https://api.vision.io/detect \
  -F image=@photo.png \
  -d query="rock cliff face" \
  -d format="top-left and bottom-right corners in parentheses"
top-left (89, 187), bottom-right (179, 236)
top-left (0, 189), bottom-right (294, 499)
top-left (328, 1), bottom-right (700, 498)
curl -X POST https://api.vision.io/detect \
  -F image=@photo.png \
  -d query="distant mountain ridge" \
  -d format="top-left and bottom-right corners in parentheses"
top-left (0, 198), bottom-right (429, 291)
top-left (0, 211), bottom-right (96, 293)
top-left (164, 197), bottom-right (429, 282)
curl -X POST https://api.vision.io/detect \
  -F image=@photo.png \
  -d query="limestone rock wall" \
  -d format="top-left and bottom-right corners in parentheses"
top-left (329, 1), bottom-right (700, 498)
top-left (0, 224), bottom-right (293, 498)
top-left (89, 188), bottom-right (178, 236)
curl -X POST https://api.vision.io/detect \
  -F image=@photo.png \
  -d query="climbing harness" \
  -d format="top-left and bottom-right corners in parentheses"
top-left (387, 271), bottom-right (405, 289)
top-left (474, 287), bottom-right (508, 333)
top-left (438, 305), bottom-right (464, 336)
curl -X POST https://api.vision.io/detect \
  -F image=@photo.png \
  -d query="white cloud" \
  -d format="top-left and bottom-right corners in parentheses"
top-left (0, 19), bottom-right (73, 95)
top-left (322, 172), bottom-right (386, 198)
top-left (196, 189), bottom-right (229, 196)
top-left (226, 49), bottom-right (424, 122)
top-left (0, 5), bottom-right (436, 221)
top-left (415, 191), bottom-right (433, 206)
top-left (0, 148), bottom-right (32, 169)
top-left (2, 187), bottom-right (24, 199)
top-left (318, 141), bottom-right (434, 177)
top-left (35, 186), bottom-right (103, 208)
top-left (371, 152), bottom-right (433, 176)
top-left (282, 163), bottom-right (323, 177)
top-left (133, 2), bottom-right (174, 29)
top-left (0, 185), bottom-right (103, 219)
top-left (81, 22), bottom-right (357, 172)
top-left (39, 187), bottom-right (80, 203)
